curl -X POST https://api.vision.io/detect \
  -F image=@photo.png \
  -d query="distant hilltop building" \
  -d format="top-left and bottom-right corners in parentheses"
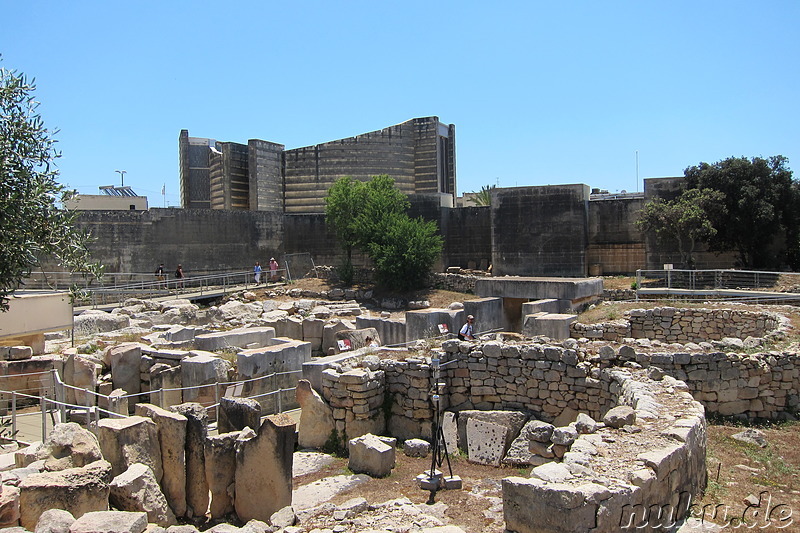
top-left (64, 185), bottom-right (148, 211)
top-left (179, 116), bottom-right (456, 213)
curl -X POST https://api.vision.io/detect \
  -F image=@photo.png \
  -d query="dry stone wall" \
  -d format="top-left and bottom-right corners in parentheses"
top-left (571, 306), bottom-right (782, 343)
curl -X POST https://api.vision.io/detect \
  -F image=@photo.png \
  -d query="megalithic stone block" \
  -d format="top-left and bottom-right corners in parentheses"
top-left (170, 402), bottom-right (209, 518)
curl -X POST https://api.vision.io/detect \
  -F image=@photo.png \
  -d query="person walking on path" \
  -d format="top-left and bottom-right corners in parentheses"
top-left (269, 257), bottom-right (279, 281)
top-left (254, 261), bottom-right (263, 284)
top-left (155, 263), bottom-right (165, 288)
top-left (175, 264), bottom-right (185, 289)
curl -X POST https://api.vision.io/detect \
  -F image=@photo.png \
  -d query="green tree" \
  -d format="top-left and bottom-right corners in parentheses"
top-left (636, 188), bottom-right (725, 268)
top-left (0, 63), bottom-right (102, 311)
top-left (325, 174), bottom-right (443, 290)
top-left (468, 184), bottom-right (496, 206)
top-left (325, 176), bottom-right (367, 283)
top-left (683, 156), bottom-right (796, 269)
top-left (367, 213), bottom-right (443, 291)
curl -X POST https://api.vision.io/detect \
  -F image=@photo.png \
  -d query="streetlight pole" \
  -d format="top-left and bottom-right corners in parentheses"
top-left (115, 170), bottom-right (127, 187)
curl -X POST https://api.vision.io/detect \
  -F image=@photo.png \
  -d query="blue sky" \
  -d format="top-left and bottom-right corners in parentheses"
top-left (3, 1), bottom-right (798, 206)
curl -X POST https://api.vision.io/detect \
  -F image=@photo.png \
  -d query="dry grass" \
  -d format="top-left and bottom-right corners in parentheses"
top-left (698, 422), bottom-right (800, 531)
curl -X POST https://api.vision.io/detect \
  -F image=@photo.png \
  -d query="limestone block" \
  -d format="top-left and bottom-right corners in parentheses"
top-left (67, 510), bottom-right (147, 533)
top-left (64, 354), bottom-right (98, 407)
top-left (322, 320), bottom-right (355, 354)
top-left (403, 439), bottom-right (431, 458)
top-left (466, 419), bottom-right (507, 466)
top-left (218, 396), bottom-right (261, 434)
top-left (575, 413), bottom-right (598, 434)
top-left (211, 301), bottom-right (263, 324)
top-left (73, 312), bottom-right (130, 339)
top-left (134, 403), bottom-right (188, 518)
top-left (295, 380), bottom-right (335, 449)
top-left (149, 365), bottom-right (182, 408)
top-left (456, 410), bottom-right (527, 452)
top-left (334, 328), bottom-right (381, 353)
top-left (195, 327), bottom-right (276, 352)
top-left (97, 416), bottom-right (162, 481)
top-left (441, 412), bottom-right (458, 455)
top-left (531, 462), bottom-right (573, 483)
top-left (40, 423), bottom-right (102, 472)
top-left (270, 506), bottom-right (297, 528)
top-left (234, 414), bottom-right (296, 522)
top-left (180, 352), bottom-right (229, 404)
top-left (502, 477), bottom-right (597, 533)
top-left (33, 508), bottom-right (75, 533)
top-left (526, 420), bottom-right (555, 443)
top-left (348, 433), bottom-right (396, 478)
top-left (551, 426), bottom-right (578, 447)
top-left (109, 463), bottom-right (176, 527)
top-left (302, 318), bottom-right (324, 342)
top-left (0, 484), bottom-right (20, 527)
top-left (204, 432), bottom-right (239, 519)
top-left (19, 460), bottom-right (112, 530)
top-left (108, 343), bottom-right (143, 396)
top-left (15, 441), bottom-right (43, 469)
top-left (603, 405), bottom-right (636, 428)
top-left (170, 403), bottom-right (209, 519)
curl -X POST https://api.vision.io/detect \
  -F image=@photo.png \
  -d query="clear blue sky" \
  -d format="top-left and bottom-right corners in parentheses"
top-left (3, 1), bottom-right (798, 206)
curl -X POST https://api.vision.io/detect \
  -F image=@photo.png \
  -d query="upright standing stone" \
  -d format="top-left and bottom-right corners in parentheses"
top-left (97, 416), bottom-right (162, 481)
top-left (108, 343), bottom-right (143, 397)
top-left (150, 364), bottom-right (182, 408)
top-left (171, 403), bottom-right (209, 518)
top-left (135, 403), bottom-right (188, 518)
top-left (295, 379), bottom-right (335, 449)
top-left (234, 414), bottom-right (296, 522)
top-left (204, 431), bottom-right (239, 518)
top-left (64, 353), bottom-right (98, 407)
top-left (466, 418), bottom-right (508, 466)
top-left (218, 396), bottom-right (261, 434)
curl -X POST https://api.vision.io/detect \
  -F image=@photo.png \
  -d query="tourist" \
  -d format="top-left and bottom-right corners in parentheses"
top-left (459, 315), bottom-right (475, 340)
top-left (175, 264), bottom-right (185, 289)
top-left (269, 257), bottom-right (279, 281)
top-left (154, 263), bottom-right (165, 288)
top-left (254, 261), bottom-right (262, 284)
top-left (365, 336), bottom-right (379, 348)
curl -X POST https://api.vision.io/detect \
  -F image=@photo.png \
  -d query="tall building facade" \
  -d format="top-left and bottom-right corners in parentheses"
top-left (179, 117), bottom-right (456, 213)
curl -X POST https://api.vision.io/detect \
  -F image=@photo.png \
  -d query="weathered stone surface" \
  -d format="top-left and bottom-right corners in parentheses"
top-left (502, 477), bottom-right (597, 533)
top-left (39, 423), bottom-right (102, 472)
top-left (269, 506), bottom-right (296, 528)
top-left (19, 460), bottom-right (111, 530)
top-left (33, 508), bottom-right (74, 533)
top-left (575, 413), bottom-right (598, 434)
top-left (64, 354), bottom-right (98, 408)
top-left (170, 403), bottom-right (208, 519)
top-left (218, 396), bottom-right (261, 434)
top-left (348, 433), bottom-right (395, 478)
top-left (456, 410), bottom-right (527, 452)
top-left (14, 441), bottom-right (43, 469)
top-left (551, 425), bottom-right (578, 447)
top-left (108, 343), bottom-right (143, 397)
top-left (731, 428), bottom-right (767, 448)
top-left (295, 379), bottom-right (335, 449)
top-left (74, 312), bottom-right (130, 338)
top-left (180, 352), bottom-right (230, 406)
top-left (67, 510), bottom-right (147, 533)
top-left (466, 419), bottom-right (508, 467)
top-left (97, 416), bottom-right (163, 481)
top-left (531, 462), bottom-right (574, 483)
top-left (291, 474), bottom-right (370, 511)
top-left (134, 404), bottom-right (187, 518)
top-left (109, 463), bottom-right (177, 527)
top-left (0, 484), bottom-right (20, 527)
top-left (204, 432), bottom-right (239, 519)
top-left (526, 420), bottom-right (556, 443)
top-left (235, 414), bottom-right (296, 522)
top-left (403, 439), bottom-right (431, 458)
top-left (603, 405), bottom-right (636, 428)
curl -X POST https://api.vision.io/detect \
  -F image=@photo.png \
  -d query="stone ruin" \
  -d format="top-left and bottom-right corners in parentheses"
top-left (0, 283), bottom-right (797, 531)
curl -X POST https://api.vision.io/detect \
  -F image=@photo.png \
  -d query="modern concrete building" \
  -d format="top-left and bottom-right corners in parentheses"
top-left (179, 116), bottom-right (457, 213)
top-left (64, 186), bottom-right (148, 211)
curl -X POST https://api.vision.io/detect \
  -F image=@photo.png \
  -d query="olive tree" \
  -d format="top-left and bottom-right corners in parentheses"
top-left (0, 63), bottom-right (102, 310)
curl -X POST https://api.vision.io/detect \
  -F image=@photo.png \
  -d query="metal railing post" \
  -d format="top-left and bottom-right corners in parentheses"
top-left (41, 397), bottom-right (47, 441)
top-left (11, 392), bottom-right (16, 438)
top-left (215, 382), bottom-right (220, 422)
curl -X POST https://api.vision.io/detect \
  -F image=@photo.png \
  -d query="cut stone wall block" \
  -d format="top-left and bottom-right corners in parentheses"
top-left (97, 416), bottom-right (163, 481)
top-left (109, 463), bottom-right (177, 527)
